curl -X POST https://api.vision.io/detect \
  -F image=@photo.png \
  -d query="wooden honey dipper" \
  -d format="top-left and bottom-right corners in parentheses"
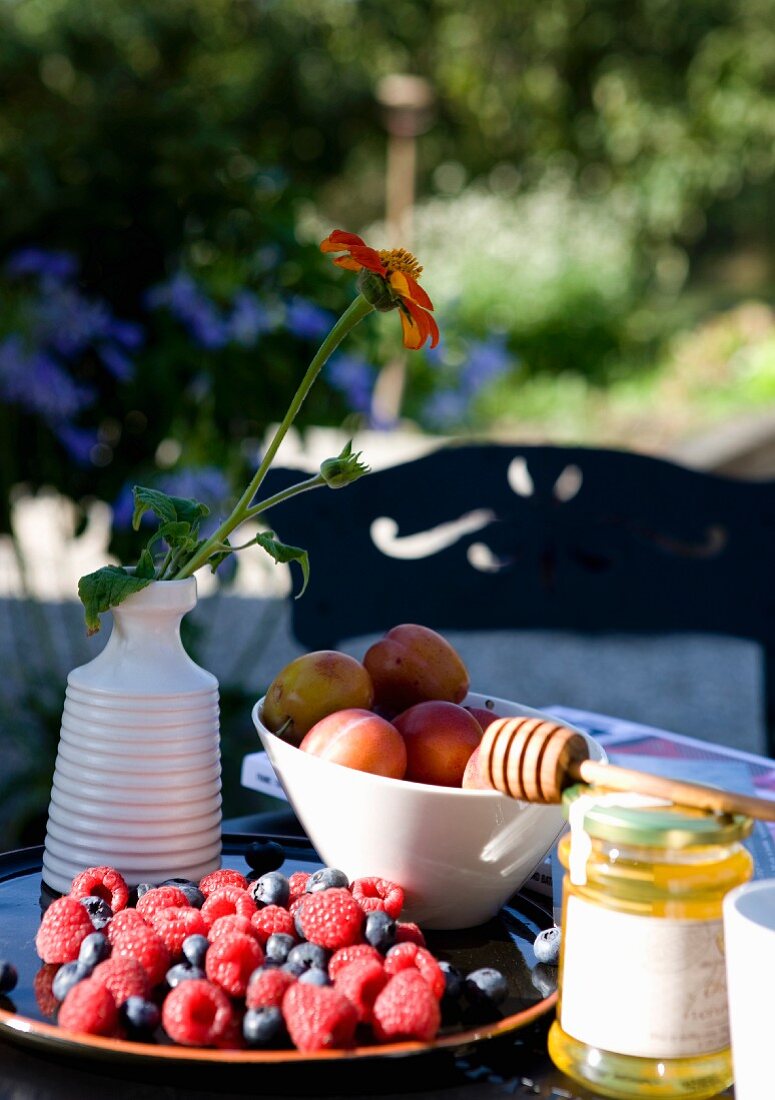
top-left (478, 715), bottom-right (775, 822)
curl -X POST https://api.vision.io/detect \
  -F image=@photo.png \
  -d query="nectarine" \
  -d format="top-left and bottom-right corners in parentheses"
top-left (262, 651), bottom-right (374, 745)
top-left (393, 700), bottom-right (482, 787)
top-left (300, 708), bottom-right (407, 779)
top-left (363, 624), bottom-right (469, 716)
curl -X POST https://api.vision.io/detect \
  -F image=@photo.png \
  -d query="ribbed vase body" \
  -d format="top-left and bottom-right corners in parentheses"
top-left (42, 579), bottom-right (222, 895)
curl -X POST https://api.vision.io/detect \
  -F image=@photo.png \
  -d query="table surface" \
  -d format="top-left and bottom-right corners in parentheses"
top-left (0, 835), bottom-right (735, 1100)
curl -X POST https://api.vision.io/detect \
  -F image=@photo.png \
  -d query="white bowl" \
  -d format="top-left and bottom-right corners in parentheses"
top-left (252, 692), bottom-right (605, 930)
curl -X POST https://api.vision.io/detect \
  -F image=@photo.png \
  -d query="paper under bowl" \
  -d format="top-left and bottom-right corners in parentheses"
top-left (252, 692), bottom-right (605, 930)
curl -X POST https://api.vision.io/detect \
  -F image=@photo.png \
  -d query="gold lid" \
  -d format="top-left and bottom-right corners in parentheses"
top-left (562, 784), bottom-right (754, 848)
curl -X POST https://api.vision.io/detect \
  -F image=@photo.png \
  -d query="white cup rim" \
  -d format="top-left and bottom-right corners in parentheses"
top-left (724, 879), bottom-right (775, 932)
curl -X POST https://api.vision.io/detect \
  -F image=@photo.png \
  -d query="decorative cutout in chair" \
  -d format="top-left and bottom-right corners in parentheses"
top-left (261, 444), bottom-right (775, 754)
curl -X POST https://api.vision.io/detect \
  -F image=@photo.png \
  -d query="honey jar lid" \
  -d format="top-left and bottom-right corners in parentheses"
top-left (562, 783), bottom-right (754, 848)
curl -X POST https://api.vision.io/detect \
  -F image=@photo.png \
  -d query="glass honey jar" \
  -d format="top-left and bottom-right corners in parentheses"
top-left (548, 785), bottom-right (754, 1099)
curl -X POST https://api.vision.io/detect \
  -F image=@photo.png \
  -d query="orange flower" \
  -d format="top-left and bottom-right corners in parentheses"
top-left (320, 230), bottom-right (439, 350)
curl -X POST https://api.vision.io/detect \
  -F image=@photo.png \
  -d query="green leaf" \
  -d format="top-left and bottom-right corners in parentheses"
top-left (135, 549), bottom-right (156, 579)
top-left (131, 486), bottom-right (210, 533)
top-left (255, 532), bottom-right (310, 597)
top-left (77, 566), bottom-right (152, 635)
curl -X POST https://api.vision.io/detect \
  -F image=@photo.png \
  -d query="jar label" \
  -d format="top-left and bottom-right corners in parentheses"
top-left (560, 895), bottom-right (730, 1058)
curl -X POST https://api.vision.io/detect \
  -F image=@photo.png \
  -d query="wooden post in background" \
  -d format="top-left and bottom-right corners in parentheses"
top-left (371, 74), bottom-right (435, 426)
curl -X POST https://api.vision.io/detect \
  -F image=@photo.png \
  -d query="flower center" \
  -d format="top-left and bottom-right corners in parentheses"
top-left (378, 248), bottom-right (423, 280)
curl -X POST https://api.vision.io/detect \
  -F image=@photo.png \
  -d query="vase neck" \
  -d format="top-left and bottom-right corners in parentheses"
top-left (69, 578), bottom-right (218, 696)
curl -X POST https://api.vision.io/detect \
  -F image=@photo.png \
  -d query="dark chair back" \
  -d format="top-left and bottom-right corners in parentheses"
top-left (262, 444), bottom-right (775, 752)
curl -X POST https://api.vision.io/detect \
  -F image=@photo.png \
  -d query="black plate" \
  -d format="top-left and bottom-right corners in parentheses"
top-left (0, 835), bottom-right (557, 1069)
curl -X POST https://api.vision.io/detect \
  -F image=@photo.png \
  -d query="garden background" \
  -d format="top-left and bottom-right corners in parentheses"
top-left (1, 0), bottom-right (774, 847)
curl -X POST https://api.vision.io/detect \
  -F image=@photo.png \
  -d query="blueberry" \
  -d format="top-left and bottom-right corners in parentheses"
top-left (298, 967), bottom-right (330, 986)
top-left (52, 961), bottom-right (92, 1001)
top-left (293, 908), bottom-right (306, 940)
top-left (0, 961), bottom-right (18, 994)
top-left (249, 871), bottom-right (290, 909)
top-left (531, 962), bottom-right (559, 999)
top-left (135, 883), bottom-right (154, 900)
top-left (534, 926), bottom-right (561, 965)
top-left (243, 1006), bottom-right (285, 1047)
top-left (165, 963), bottom-right (206, 988)
top-left (245, 840), bottom-right (285, 875)
top-left (181, 934), bottom-right (209, 969)
top-left (79, 895), bottom-right (113, 930)
top-left (159, 878), bottom-right (205, 908)
top-left (438, 960), bottom-right (464, 1001)
top-left (305, 867), bottom-right (349, 893)
top-left (464, 967), bottom-right (509, 1006)
top-left (78, 932), bottom-right (110, 968)
top-left (284, 942), bottom-right (329, 976)
top-left (364, 910), bottom-right (396, 952)
top-left (120, 996), bottom-right (160, 1038)
top-left (265, 933), bottom-right (295, 965)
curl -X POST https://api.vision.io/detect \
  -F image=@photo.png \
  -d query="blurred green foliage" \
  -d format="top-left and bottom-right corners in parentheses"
top-left (0, 0), bottom-right (772, 519)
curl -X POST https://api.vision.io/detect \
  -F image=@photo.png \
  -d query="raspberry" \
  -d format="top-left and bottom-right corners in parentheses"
top-left (351, 877), bottom-right (405, 919)
top-left (208, 914), bottom-right (257, 942)
top-left (58, 978), bottom-right (118, 1037)
top-left (33, 964), bottom-right (59, 1017)
top-left (112, 923), bottom-right (171, 986)
top-left (384, 942), bottom-right (445, 1000)
top-left (35, 896), bottom-right (95, 964)
top-left (92, 956), bottom-right (151, 1005)
top-left (282, 982), bottom-right (358, 1052)
top-left (288, 895), bottom-right (306, 919)
top-left (106, 908), bottom-right (147, 944)
top-left (204, 932), bottom-right (264, 997)
top-left (328, 943), bottom-right (383, 980)
top-left (372, 970), bottom-right (441, 1042)
top-left (395, 921), bottom-right (426, 947)
top-left (135, 885), bottom-right (190, 922)
top-left (161, 979), bottom-right (234, 1046)
top-left (333, 957), bottom-right (387, 1023)
top-left (250, 905), bottom-right (296, 947)
top-left (200, 886), bottom-right (256, 929)
top-left (296, 888), bottom-right (364, 951)
top-left (150, 907), bottom-right (208, 959)
top-left (69, 866), bottom-right (129, 913)
top-left (198, 869), bottom-right (248, 898)
top-left (246, 967), bottom-right (296, 1009)
top-left (287, 871), bottom-right (311, 903)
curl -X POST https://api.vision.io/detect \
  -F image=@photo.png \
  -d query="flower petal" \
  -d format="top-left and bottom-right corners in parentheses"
top-left (390, 270), bottom-right (434, 311)
top-left (320, 230), bottom-right (367, 252)
top-left (401, 299), bottom-right (439, 350)
top-left (349, 245), bottom-right (386, 275)
top-left (333, 255), bottom-right (364, 272)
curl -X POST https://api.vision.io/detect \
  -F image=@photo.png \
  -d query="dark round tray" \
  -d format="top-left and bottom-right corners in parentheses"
top-left (0, 834), bottom-right (558, 1075)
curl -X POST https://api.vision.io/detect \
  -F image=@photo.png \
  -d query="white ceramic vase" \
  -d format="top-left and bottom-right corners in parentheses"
top-left (41, 578), bottom-right (222, 895)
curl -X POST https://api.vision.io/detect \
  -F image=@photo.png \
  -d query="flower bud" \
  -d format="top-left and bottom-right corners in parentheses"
top-left (357, 270), bottom-right (397, 312)
top-left (320, 442), bottom-right (369, 488)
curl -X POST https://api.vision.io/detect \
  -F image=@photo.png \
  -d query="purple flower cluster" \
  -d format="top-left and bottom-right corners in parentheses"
top-left (421, 335), bottom-right (513, 430)
top-left (146, 271), bottom-right (337, 350)
top-left (0, 248), bottom-right (143, 465)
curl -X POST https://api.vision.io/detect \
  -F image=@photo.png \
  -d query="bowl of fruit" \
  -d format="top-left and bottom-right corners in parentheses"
top-left (252, 624), bottom-right (605, 930)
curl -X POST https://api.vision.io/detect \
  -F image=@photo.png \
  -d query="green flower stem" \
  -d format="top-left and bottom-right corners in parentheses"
top-left (243, 473), bottom-right (325, 521)
top-left (173, 294), bottom-right (374, 579)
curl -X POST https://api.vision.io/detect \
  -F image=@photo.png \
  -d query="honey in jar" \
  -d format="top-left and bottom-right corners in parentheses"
top-left (548, 785), bottom-right (753, 1099)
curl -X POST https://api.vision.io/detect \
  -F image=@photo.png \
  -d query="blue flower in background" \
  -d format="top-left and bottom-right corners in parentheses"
top-left (285, 296), bottom-right (335, 340)
top-left (326, 352), bottom-right (375, 415)
top-left (112, 467), bottom-right (232, 534)
top-left (460, 334), bottom-right (512, 396)
top-left (419, 334), bottom-right (513, 430)
top-left (1, 247), bottom-right (142, 462)
top-left (53, 424), bottom-right (100, 467)
top-left (0, 336), bottom-right (95, 422)
top-left (229, 290), bottom-right (274, 347)
top-left (5, 247), bottom-right (77, 282)
top-left (422, 389), bottom-right (470, 431)
top-left (146, 272), bottom-right (229, 350)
